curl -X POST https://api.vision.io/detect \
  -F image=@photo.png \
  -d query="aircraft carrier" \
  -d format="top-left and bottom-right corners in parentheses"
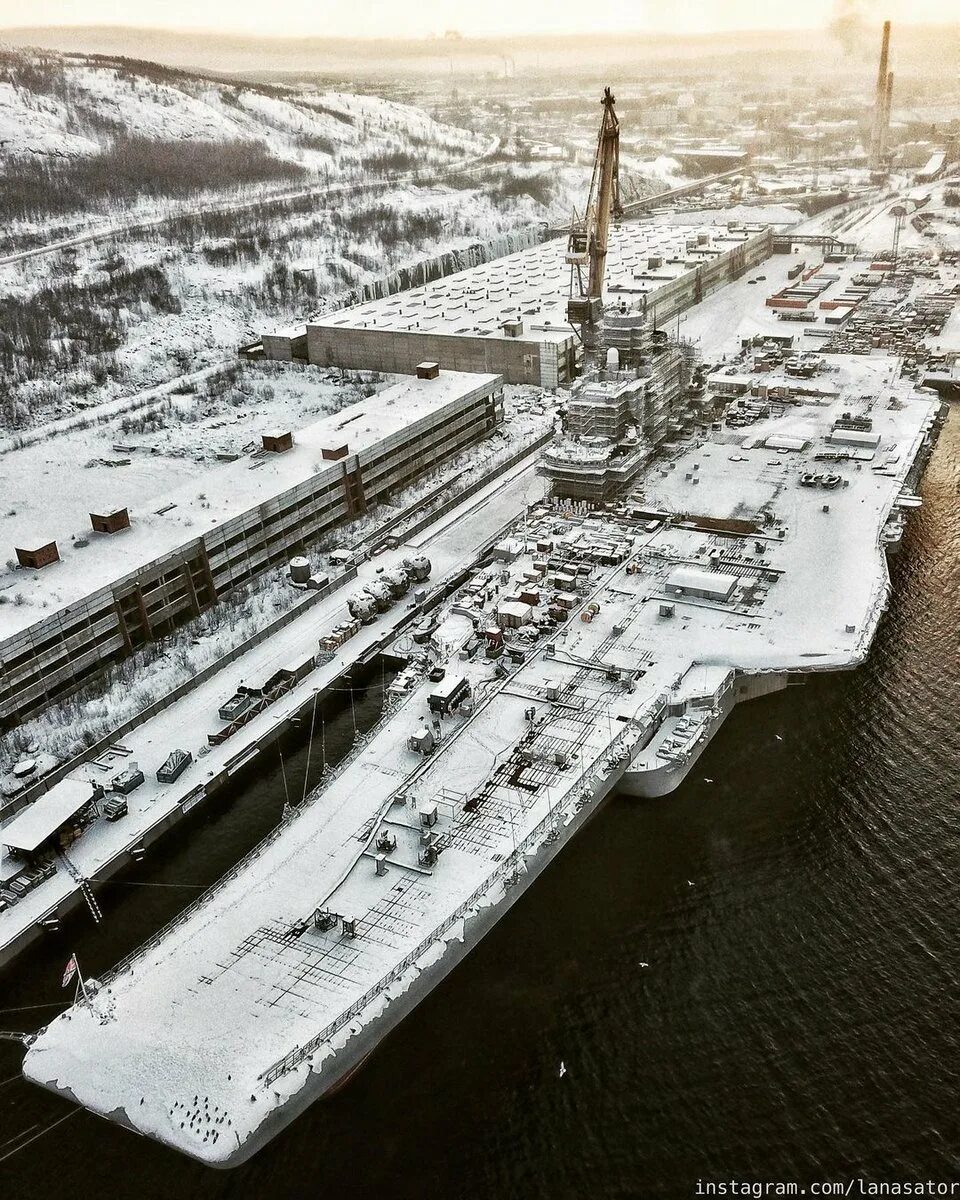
top-left (21, 351), bottom-right (943, 1165)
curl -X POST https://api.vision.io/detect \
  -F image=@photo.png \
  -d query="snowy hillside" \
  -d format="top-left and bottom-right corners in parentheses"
top-left (0, 48), bottom-right (482, 168)
top-left (0, 47), bottom-right (680, 435)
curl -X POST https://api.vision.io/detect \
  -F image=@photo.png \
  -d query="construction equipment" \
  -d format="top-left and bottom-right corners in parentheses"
top-left (566, 86), bottom-right (623, 365)
top-left (889, 203), bottom-right (908, 269)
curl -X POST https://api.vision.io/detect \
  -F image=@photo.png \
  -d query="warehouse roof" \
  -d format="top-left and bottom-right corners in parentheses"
top-left (828, 428), bottom-right (881, 448)
top-left (0, 371), bottom-right (502, 643)
top-left (1, 778), bottom-right (96, 853)
top-left (299, 222), bottom-right (771, 345)
top-left (666, 566), bottom-right (738, 599)
top-left (765, 435), bottom-right (809, 451)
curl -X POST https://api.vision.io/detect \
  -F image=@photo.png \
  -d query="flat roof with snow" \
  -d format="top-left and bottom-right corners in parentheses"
top-left (0, 371), bottom-right (501, 642)
top-left (497, 601), bottom-right (533, 619)
top-left (294, 222), bottom-right (771, 346)
top-left (1, 778), bottom-right (96, 853)
top-left (428, 674), bottom-right (468, 701)
top-left (828, 428), bottom-right (881, 449)
top-left (665, 566), bottom-right (738, 601)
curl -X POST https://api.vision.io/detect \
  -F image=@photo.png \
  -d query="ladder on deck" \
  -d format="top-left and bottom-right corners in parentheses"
top-left (57, 851), bottom-right (103, 925)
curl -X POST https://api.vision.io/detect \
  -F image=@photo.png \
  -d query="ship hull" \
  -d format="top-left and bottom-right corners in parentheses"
top-left (172, 759), bottom-right (620, 1167)
top-left (620, 670), bottom-right (793, 798)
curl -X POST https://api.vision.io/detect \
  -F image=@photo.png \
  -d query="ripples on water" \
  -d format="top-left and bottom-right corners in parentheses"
top-left (1, 412), bottom-right (959, 1199)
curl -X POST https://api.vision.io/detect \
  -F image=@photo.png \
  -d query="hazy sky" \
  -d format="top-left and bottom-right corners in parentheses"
top-left (1, 0), bottom-right (956, 38)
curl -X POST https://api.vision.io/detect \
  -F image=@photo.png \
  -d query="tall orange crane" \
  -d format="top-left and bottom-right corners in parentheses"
top-left (566, 86), bottom-right (623, 364)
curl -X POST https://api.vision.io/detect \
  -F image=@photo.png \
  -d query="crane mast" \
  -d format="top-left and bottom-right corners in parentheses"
top-left (566, 86), bottom-right (623, 368)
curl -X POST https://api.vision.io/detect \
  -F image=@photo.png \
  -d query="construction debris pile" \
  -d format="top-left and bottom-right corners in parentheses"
top-left (820, 261), bottom-right (959, 367)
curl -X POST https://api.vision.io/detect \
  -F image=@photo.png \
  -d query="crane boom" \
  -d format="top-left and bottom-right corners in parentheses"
top-left (566, 86), bottom-right (623, 364)
top-left (588, 87), bottom-right (621, 297)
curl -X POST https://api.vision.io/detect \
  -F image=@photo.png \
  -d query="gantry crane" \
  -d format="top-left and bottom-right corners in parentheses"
top-left (566, 86), bottom-right (623, 366)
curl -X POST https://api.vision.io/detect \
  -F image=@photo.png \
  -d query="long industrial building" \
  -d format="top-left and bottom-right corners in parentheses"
top-left (0, 372), bottom-right (503, 728)
top-left (261, 221), bottom-right (773, 387)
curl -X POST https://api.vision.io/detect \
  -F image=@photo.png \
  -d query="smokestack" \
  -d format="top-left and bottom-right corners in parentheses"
top-left (884, 71), bottom-right (894, 135)
top-left (876, 20), bottom-right (890, 95)
top-left (869, 20), bottom-right (892, 173)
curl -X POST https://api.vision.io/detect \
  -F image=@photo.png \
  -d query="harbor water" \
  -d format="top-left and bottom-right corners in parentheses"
top-left (1, 407), bottom-right (958, 1198)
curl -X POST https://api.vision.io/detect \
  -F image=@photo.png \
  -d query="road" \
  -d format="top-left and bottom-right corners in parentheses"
top-left (0, 138), bottom-right (505, 452)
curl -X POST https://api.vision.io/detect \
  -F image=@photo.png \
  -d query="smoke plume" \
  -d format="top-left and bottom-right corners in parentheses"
top-left (828, 0), bottom-right (876, 60)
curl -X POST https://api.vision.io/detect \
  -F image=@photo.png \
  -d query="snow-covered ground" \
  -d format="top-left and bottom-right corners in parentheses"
top-left (655, 203), bottom-right (805, 229)
top-left (0, 377), bottom-right (552, 768)
top-left (794, 178), bottom-right (960, 255)
top-left (0, 364), bottom-right (382, 545)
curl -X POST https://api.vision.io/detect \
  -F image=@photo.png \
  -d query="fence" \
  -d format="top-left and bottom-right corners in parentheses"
top-left (366, 429), bottom-right (554, 550)
top-left (4, 429), bottom-right (553, 819)
top-left (82, 434), bottom-right (555, 988)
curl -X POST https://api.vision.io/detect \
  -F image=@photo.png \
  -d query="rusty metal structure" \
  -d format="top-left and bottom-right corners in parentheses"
top-left (566, 86), bottom-right (623, 363)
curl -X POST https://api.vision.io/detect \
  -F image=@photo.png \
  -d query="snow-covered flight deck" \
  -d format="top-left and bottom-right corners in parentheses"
top-left (23, 357), bottom-right (940, 1166)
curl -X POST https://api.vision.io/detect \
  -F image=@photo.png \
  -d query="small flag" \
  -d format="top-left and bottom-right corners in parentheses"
top-left (61, 955), bottom-right (78, 988)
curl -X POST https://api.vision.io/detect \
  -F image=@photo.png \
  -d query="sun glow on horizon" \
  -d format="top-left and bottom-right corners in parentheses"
top-left (3, 0), bottom-right (959, 39)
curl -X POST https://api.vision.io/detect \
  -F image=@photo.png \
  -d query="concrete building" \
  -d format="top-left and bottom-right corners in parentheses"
top-left (0, 372), bottom-right (503, 728)
top-left (664, 566), bottom-right (738, 603)
top-left (261, 222), bottom-right (773, 387)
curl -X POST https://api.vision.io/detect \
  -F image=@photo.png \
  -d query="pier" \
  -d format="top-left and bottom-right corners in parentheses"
top-left (0, 448), bottom-right (542, 970)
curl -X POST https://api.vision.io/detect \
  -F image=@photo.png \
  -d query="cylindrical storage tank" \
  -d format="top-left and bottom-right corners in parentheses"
top-left (289, 556), bottom-right (311, 585)
top-left (382, 568), bottom-right (409, 599)
top-left (606, 347), bottom-right (619, 371)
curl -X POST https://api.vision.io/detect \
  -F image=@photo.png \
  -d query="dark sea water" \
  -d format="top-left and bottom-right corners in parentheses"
top-left (1, 408), bottom-right (959, 1199)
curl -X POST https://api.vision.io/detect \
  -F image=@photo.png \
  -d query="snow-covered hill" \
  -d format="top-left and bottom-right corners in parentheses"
top-left (0, 47), bottom-right (481, 169)
top-left (0, 47), bottom-right (681, 435)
